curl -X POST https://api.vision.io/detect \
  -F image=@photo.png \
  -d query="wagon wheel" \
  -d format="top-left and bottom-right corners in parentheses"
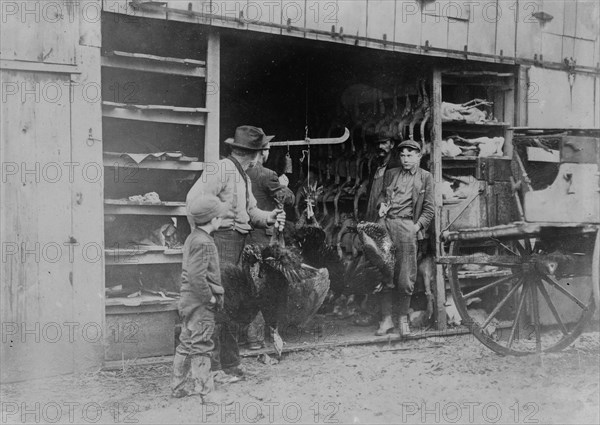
top-left (447, 230), bottom-right (597, 356)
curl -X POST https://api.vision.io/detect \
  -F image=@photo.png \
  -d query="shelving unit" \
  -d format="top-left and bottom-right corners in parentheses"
top-left (431, 67), bottom-right (517, 330)
top-left (101, 14), bottom-right (221, 361)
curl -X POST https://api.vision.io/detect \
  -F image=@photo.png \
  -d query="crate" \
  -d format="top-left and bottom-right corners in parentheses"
top-left (105, 296), bottom-right (178, 361)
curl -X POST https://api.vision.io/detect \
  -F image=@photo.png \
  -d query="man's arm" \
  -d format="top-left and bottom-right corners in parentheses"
top-left (416, 173), bottom-right (435, 232)
top-left (263, 169), bottom-right (295, 206)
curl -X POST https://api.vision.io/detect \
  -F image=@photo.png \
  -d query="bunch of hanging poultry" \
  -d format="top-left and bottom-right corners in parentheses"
top-left (223, 78), bottom-right (442, 341)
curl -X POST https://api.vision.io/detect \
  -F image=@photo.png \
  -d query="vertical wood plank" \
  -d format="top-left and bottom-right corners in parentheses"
top-left (421, 8), bottom-right (448, 50)
top-left (394, 0), bottom-right (422, 47)
top-left (336, 0), bottom-right (368, 47)
top-left (466, 0), bottom-right (497, 55)
top-left (304, 0), bottom-right (335, 41)
top-left (366, 0), bottom-right (396, 50)
top-left (247, 0), bottom-right (282, 34)
top-left (515, 0), bottom-right (543, 60)
top-left (573, 38), bottom-right (596, 67)
top-left (447, 19), bottom-right (468, 51)
top-left (280, 0), bottom-right (308, 39)
top-left (431, 68), bottom-right (446, 331)
top-left (0, 71), bottom-right (75, 382)
top-left (0, 0), bottom-right (77, 64)
top-left (70, 43), bottom-right (105, 372)
top-left (79, 0), bottom-right (102, 48)
top-left (540, 0), bottom-right (564, 35)
top-left (495, 0), bottom-right (516, 57)
top-left (574, 0), bottom-right (599, 41)
top-left (541, 32), bottom-right (564, 63)
top-left (515, 65), bottom-right (529, 126)
top-left (563, 0), bottom-right (577, 37)
top-left (205, 30), bottom-right (220, 163)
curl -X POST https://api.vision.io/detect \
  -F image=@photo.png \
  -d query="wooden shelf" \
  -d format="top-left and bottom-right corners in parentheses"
top-left (104, 199), bottom-right (186, 216)
top-left (442, 122), bottom-right (510, 134)
top-left (102, 50), bottom-right (206, 78)
top-left (105, 246), bottom-right (183, 266)
top-left (102, 101), bottom-right (207, 126)
top-left (103, 153), bottom-right (205, 171)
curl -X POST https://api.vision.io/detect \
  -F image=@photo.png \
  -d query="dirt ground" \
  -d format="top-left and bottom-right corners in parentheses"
top-left (1, 329), bottom-right (599, 425)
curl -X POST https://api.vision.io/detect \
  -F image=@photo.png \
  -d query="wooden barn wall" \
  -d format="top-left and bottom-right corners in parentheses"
top-left (526, 67), bottom-right (599, 128)
top-left (1, 0), bottom-right (104, 383)
top-left (102, 0), bottom-right (599, 67)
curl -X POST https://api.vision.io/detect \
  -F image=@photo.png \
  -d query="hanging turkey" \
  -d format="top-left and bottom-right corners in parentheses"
top-left (219, 243), bottom-right (330, 353)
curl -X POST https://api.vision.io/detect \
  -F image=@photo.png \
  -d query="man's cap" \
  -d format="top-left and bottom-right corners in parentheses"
top-left (374, 131), bottom-right (393, 144)
top-left (189, 195), bottom-right (232, 224)
top-left (398, 140), bottom-right (422, 152)
top-left (224, 125), bottom-right (275, 150)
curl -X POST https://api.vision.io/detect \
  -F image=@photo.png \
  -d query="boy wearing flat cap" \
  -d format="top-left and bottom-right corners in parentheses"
top-left (172, 195), bottom-right (232, 399)
top-left (374, 140), bottom-right (434, 337)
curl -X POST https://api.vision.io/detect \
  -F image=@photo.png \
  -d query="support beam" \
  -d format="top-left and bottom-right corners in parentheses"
top-left (431, 68), bottom-right (446, 331)
top-left (205, 30), bottom-right (220, 163)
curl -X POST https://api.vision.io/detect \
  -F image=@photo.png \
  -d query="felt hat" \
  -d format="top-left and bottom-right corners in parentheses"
top-left (189, 195), bottom-right (231, 224)
top-left (224, 125), bottom-right (275, 150)
top-left (398, 140), bottom-right (422, 152)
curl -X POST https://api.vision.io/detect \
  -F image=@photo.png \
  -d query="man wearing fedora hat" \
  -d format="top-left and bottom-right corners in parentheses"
top-left (186, 125), bottom-right (287, 378)
top-left (372, 139), bottom-right (434, 337)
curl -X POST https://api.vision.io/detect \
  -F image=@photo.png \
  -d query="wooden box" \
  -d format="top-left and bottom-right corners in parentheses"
top-left (105, 296), bottom-right (178, 361)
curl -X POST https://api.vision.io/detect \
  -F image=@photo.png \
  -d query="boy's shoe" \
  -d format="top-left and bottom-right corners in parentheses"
top-left (212, 370), bottom-right (241, 384)
top-left (223, 366), bottom-right (245, 377)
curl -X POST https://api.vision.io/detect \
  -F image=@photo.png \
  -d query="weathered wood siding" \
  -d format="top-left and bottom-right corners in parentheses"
top-left (102, 0), bottom-right (598, 69)
top-left (1, 0), bottom-right (104, 383)
top-left (527, 67), bottom-right (599, 128)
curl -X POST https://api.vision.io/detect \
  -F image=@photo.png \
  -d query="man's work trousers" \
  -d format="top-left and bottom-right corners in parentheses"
top-left (172, 304), bottom-right (215, 397)
top-left (213, 229), bottom-right (247, 266)
top-left (379, 217), bottom-right (418, 317)
top-left (211, 321), bottom-right (241, 371)
top-left (211, 229), bottom-right (246, 370)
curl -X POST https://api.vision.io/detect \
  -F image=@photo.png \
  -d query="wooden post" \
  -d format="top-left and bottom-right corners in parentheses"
top-left (431, 68), bottom-right (447, 331)
top-left (515, 65), bottom-right (529, 127)
top-left (205, 30), bottom-right (220, 163)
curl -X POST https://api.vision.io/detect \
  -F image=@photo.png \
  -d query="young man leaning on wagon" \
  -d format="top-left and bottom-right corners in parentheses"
top-left (375, 140), bottom-right (434, 336)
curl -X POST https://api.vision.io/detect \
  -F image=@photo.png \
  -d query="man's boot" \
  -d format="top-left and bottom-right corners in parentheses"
top-left (398, 315), bottom-right (414, 337)
top-left (375, 315), bottom-right (395, 336)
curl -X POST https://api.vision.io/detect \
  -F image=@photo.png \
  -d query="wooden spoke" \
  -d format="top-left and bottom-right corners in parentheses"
top-left (463, 273), bottom-right (521, 300)
top-left (507, 283), bottom-right (528, 349)
top-left (491, 239), bottom-right (520, 257)
top-left (537, 277), bottom-right (568, 335)
top-left (514, 240), bottom-right (528, 256)
top-left (530, 279), bottom-right (542, 353)
top-left (481, 277), bottom-right (524, 329)
top-left (539, 272), bottom-right (588, 310)
top-left (524, 237), bottom-right (533, 253)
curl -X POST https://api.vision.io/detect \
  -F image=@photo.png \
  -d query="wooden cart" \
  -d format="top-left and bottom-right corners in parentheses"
top-left (438, 129), bottom-right (599, 355)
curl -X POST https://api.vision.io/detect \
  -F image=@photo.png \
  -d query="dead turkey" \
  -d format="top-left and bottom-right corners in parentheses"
top-left (220, 243), bottom-right (330, 348)
top-left (342, 221), bottom-right (396, 296)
